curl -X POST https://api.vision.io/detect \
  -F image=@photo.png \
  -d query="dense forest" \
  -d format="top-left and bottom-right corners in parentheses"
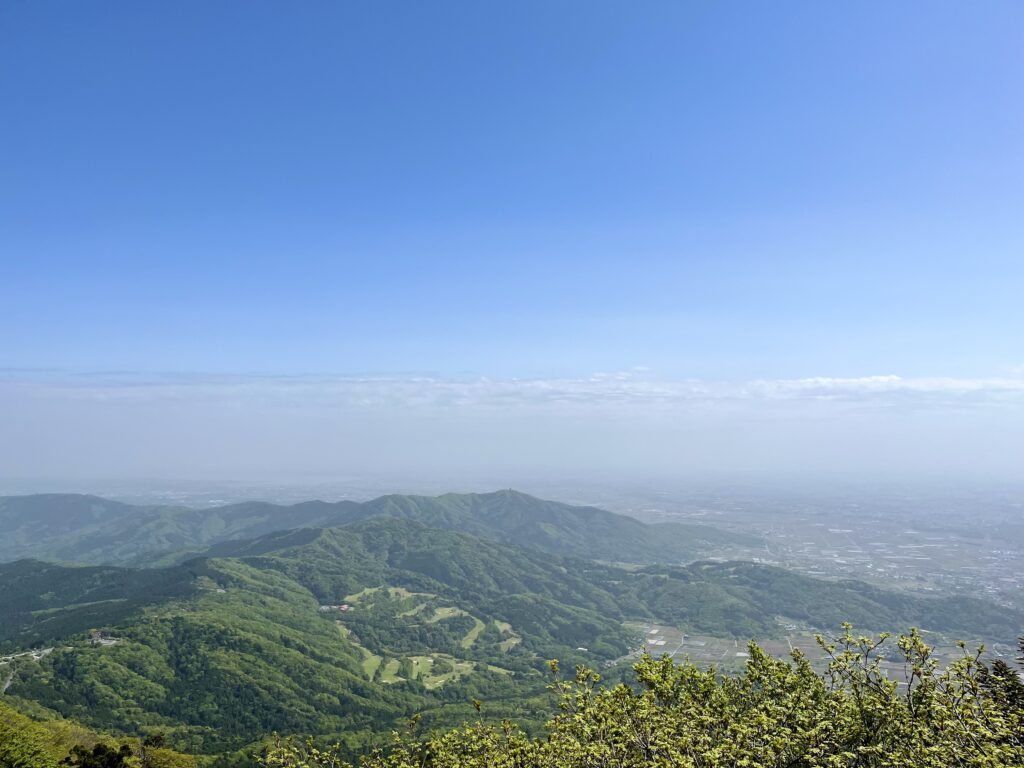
top-left (5, 630), bottom-right (1024, 768)
top-left (3, 517), bottom-right (1023, 758)
top-left (3, 493), bottom-right (1023, 765)
top-left (0, 491), bottom-right (758, 567)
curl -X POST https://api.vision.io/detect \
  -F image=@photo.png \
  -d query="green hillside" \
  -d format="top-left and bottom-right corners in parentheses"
top-left (0, 491), bottom-right (758, 567)
top-left (207, 520), bottom-right (1024, 643)
top-left (1, 524), bottom-right (630, 753)
top-left (0, 697), bottom-right (195, 768)
top-left (0, 560), bottom-right (197, 650)
top-left (0, 496), bottom-right (149, 565)
top-left (349, 490), bottom-right (757, 565)
top-left (3, 518), bottom-right (1022, 757)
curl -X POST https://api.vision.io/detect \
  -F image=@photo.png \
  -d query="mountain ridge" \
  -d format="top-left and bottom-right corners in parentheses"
top-left (0, 489), bottom-right (758, 567)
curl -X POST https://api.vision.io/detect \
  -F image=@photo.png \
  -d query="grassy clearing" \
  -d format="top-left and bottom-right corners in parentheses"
top-left (344, 586), bottom-right (435, 603)
top-left (360, 649), bottom-right (382, 677)
top-left (337, 612), bottom-right (485, 688)
top-left (422, 656), bottom-right (476, 689)
top-left (398, 602), bottom-right (429, 618)
top-left (494, 620), bottom-right (520, 651)
top-left (343, 587), bottom-right (377, 603)
top-left (379, 658), bottom-right (402, 683)
top-left (30, 598), bottom-right (128, 616)
top-left (336, 621), bottom-right (384, 678)
top-left (460, 617), bottom-right (486, 649)
top-left (333, 590), bottom-right (498, 686)
top-left (408, 655), bottom-right (433, 678)
top-left (426, 606), bottom-right (467, 623)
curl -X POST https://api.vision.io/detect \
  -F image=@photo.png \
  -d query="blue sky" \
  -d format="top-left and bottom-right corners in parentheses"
top-left (2, 2), bottom-right (1022, 483)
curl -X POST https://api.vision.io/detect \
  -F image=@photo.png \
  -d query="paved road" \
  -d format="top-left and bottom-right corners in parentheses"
top-left (0, 647), bottom-right (53, 664)
top-left (0, 647), bottom-right (54, 694)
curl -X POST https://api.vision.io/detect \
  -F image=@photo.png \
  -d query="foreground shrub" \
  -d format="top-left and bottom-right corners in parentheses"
top-left (261, 626), bottom-right (1024, 768)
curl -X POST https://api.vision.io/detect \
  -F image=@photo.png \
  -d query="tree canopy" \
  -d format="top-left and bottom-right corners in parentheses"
top-left (261, 628), bottom-right (1024, 768)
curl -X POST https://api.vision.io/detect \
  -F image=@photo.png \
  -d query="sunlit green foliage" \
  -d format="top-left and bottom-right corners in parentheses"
top-left (261, 629), bottom-right (1024, 768)
top-left (0, 702), bottom-right (194, 768)
top-left (0, 702), bottom-right (58, 768)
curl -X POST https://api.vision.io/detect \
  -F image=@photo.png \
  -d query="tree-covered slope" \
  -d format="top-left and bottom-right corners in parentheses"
top-left (0, 495), bottom-right (359, 566)
top-left (3, 519), bottom-right (1021, 757)
top-left (0, 560), bottom-right (196, 650)
top-left (6, 560), bottom-right (432, 754)
top-left (350, 490), bottom-right (756, 564)
top-left (0, 525), bottom-right (634, 754)
top-left (270, 523), bottom-right (1024, 643)
top-left (611, 561), bottom-right (1024, 642)
top-left (0, 496), bottom-right (146, 564)
top-left (0, 490), bottom-right (758, 567)
top-left (0, 694), bottom-right (196, 768)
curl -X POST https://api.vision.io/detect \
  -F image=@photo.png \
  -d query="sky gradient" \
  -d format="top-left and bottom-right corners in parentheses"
top-left (2, 2), bottom-right (1022, 484)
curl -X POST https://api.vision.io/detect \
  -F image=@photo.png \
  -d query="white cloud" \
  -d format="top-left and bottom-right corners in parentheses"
top-left (3, 369), bottom-right (1023, 410)
top-left (1, 368), bottom-right (1022, 482)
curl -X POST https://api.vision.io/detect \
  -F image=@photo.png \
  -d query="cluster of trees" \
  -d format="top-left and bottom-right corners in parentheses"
top-left (0, 560), bottom-right (196, 653)
top-left (9, 582), bottom-right (416, 753)
top-left (0, 702), bottom-right (193, 768)
top-left (261, 628), bottom-right (1024, 768)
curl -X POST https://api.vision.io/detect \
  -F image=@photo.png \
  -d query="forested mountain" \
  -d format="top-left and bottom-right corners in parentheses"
top-left (2, 528), bottom-right (613, 753)
top-left (3, 517), bottom-right (1022, 757)
top-left (0, 490), bottom-right (757, 567)
top-left (0, 560), bottom-right (195, 649)
top-left (201, 520), bottom-right (1024, 643)
top-left (0, 496), bottom-right (159, 562)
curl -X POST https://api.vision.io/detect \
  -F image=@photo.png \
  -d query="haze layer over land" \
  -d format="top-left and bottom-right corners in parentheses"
top-left (2, 369), bottom-right (1023, 483)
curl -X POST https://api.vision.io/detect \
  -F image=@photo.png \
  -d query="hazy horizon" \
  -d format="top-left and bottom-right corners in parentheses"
top-left (3, 2), bottom-right (1022, 487)
top-left (2, 367), bottom-right (1023, 485)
